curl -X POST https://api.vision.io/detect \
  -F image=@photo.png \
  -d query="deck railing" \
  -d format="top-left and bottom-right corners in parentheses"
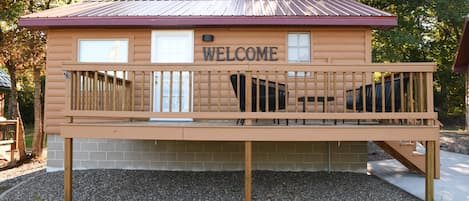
top-left (63, 62), bottom-right (437, 125)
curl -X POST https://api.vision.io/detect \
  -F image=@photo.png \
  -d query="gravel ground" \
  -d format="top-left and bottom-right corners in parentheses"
top-left (0, 170), bottom-right (420, 201)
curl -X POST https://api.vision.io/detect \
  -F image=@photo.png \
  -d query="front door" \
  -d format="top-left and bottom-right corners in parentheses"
top-left (151, 30), bottom-right (194, 120)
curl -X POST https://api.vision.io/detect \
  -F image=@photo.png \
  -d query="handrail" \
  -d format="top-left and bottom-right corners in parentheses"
top-left (62, 62), bottom-right (437, 72)
top-left (64, 110), bottom-right (438, 120)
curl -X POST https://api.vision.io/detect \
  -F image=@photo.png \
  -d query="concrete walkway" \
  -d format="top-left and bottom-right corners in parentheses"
top-left (368, 150), bottom-right (469, 201)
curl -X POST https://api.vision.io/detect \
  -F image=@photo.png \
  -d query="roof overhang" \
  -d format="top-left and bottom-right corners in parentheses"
top-left (453, 16), bottom-right (469, 73)
top-left (18, 15), bottom-right (397, 29)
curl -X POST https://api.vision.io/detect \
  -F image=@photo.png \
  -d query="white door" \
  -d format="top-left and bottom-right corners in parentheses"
top-left (151, 30), bottom-right (194, 121)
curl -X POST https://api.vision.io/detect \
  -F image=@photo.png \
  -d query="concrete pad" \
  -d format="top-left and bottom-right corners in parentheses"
top-left (368, 150), bottom-right (469, 201)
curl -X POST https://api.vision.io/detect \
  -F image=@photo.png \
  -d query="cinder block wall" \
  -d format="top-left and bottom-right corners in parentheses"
top-left (47, 134), bottom-right (367, 172)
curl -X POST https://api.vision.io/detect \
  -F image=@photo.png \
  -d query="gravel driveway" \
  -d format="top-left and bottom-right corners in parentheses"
top-left (0, 170), bottom-right (420, 201)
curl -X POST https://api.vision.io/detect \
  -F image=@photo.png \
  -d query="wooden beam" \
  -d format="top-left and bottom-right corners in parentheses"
top-left (64, 138), bottom-right (73, 201)
top-left (245, 141), bottom-right (252, 201)
top-left (425, 140), bottom-right (435, 201)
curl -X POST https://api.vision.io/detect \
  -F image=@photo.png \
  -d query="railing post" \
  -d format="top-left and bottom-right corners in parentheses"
top-left (64, 137), bottom-right (73, 201)
top-left (425, 140), bottom-right (435, 201)
top-left (245, 71), bottom-right (253, 124)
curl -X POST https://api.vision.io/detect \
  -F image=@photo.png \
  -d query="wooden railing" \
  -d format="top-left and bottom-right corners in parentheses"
top-left (63, 62), bottom-right (437, 125)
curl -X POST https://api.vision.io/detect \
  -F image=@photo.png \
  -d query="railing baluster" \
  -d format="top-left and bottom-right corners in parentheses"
top-left (113, 71), bottom-right (117, 111)
top-left (237, 72), bottom-right (240, 112)
top-left (352, 72), bottom-right (356, 112)
top-left (276, 71), bottom-right (279, 112)
top-left (419, 72), bottom-right (424, 113)
top-left (400, 72), bottom-right (405, 112)
top-left (94, 72), bottom-right (98, 110)
top-left (333, 72), bottom-right (337, 112)
top-left (169, 71), bottom-right (173, 112)
top-left (362, 72), bottom-right (366, 113)
top-left (180, 71), bottom-right (183, 112)
top-left (131, 71), bottom-right (135, 111)
top-left (266, 72), bottom-right (269, 112)
top-left (189, 71), bottom-right (193, 112)
top-left (372, 73), bottom-right (376, 113)
top-left (381, 73), bottom-right (385, 113)
top-left (391, 73), bottom-right (395, 113)
top-left (410, 72), bottom-right (414, 113)
top-left (284, 71), bottom-right (288, 113)
top-left (103, 71), bottom-right (107, 111)
top-left (303, 71), bottom-right (307, 113)
top-left (324, 72), bottom-right (329, 113)
top-left (141, 71), bottom-right (145, 111)
top-left (217, 71), bottom-right (221, 112)
top-left (122, 71), bottom-right (127, 111)
top-left (159, 71), bottom-right (164, 112)
top-left (342, 72), bottom-right (346, 113)
top-left (294, 71), bottom-right (297, 113)
top-left (256, 71), bottom-right (260, 113)
top-left (314, 72), bottom-right (318, 112)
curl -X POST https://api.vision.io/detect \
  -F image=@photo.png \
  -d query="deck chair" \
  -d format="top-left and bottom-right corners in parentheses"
top-left (230, 74), bottom-right (287, 125)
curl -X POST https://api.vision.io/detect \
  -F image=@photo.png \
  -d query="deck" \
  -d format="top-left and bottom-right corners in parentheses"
top-left (59, 62), bottom-right (439, 201)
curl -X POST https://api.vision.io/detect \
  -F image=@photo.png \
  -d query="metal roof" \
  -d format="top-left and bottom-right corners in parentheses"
top-left (453, 15), bottom-right (469, 73)
top-left (0, 69), bottom-right (11, 90)
top-left (19, 0), bottom-right (396, 28)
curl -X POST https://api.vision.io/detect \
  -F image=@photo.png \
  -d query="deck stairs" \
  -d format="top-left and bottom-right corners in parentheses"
top-left (374, 141), bottom-right (440, 178)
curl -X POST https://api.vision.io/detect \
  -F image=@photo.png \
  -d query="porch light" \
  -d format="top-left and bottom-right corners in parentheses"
top-left (202, 34), bottom-right (214, 42)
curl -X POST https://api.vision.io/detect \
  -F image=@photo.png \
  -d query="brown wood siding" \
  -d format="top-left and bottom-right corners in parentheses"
top-left (45, 27), bottom-right (371, 133)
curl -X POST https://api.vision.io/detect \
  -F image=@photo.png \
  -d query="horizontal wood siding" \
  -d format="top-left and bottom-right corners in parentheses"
top-left (45, 27), bottom-right (371, 133)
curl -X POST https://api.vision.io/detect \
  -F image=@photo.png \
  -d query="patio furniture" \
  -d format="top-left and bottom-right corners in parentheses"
top-left (298, 96), bottom-right (335, 125)
top-left (230, 74), bottom-right (287, 125)
top-left (346, 77), bottom-right (409, 112)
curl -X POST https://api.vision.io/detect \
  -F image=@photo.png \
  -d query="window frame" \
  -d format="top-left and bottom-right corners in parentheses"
top-left (77, 38), bottom-right (129, 63)
top-left (287, 32), bottom-right (311, 76)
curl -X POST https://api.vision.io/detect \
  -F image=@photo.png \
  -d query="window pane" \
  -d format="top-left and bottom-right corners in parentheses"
top-left (79, 40), bottom-right (128, 63)
top-left (288, 47), bottom-right (298, 61)
top-left (298, 34), bottom-right (310, 45)
top-left (288, 34), bottom-right (298, 46)
top-left (298, 47), bottom-right (310, 61)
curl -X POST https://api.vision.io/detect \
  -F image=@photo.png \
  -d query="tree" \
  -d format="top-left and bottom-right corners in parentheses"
top-left (1, 0), bottom-right (76, 160)
top-left (359, 0), bottom-right (469, 126)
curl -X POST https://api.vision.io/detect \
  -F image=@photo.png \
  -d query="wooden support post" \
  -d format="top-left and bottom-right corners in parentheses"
top-left (64, 138), bottom-right (73, 201)
top-left (245, 141), bottom-right (252, 201)
top-left (425, 140), bottom-right (435, 201)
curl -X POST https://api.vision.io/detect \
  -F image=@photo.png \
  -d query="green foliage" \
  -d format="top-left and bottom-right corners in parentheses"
top-left (360, 0), bottom-right (469, 123)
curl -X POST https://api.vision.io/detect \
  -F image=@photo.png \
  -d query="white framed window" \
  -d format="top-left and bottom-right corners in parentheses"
top-left (151, 30), bottom-right (194, 63)
top-left (78, 39), bottom-right (128, 63)
top-left (288, 32), bottom-right (311, 76)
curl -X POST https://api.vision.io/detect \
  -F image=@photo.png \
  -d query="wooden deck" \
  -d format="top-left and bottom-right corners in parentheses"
top-left (60, 62), bottom-right (439, 201)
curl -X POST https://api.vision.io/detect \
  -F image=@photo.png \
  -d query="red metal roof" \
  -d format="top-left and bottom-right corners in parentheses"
top-left (453, 16), bottom-right (469, 73)
top-left (19, 0), bottom-right (397, 28)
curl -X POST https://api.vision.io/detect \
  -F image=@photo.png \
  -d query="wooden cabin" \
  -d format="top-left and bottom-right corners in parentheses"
top-left (19, 0), bottom-right (440, 200)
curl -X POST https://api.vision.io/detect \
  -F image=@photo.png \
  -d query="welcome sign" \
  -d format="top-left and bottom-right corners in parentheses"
top-left (203, 46), bottom-right (279, 61)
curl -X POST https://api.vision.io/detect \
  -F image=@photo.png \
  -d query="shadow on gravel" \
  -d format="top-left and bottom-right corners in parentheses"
top-left (0, 170), bottom-right (421, 201)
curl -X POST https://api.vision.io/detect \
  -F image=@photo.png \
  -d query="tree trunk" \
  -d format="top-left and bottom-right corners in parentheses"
top-left (32, 67), bottom-right (43, 158)
top-left (6, 60), bottom-right (27, 161)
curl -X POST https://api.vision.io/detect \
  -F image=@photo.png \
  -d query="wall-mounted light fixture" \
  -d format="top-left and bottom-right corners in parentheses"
top-left (202, 34), bottom-right (214, 42)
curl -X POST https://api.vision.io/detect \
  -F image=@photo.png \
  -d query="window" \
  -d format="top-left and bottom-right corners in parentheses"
top-left (78, 39), bottom-right (128, 63)
top-left (151, 30), bottom-right (194, 63)
top-left (288, 33), bottom-right (310, 76)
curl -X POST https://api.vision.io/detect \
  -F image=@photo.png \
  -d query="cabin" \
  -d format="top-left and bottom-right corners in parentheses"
top-left (453, 15), bottom-right (469, 130)
top-left (19, 0), bottom-right (440, 201)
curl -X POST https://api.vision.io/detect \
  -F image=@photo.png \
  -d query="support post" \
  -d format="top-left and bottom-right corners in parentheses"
top-left (426, 140), bottom-right (435, 201)
top-left (64, 138), bottom-right (73, 201)
top-left (245, 141), bottom-right (252, 201)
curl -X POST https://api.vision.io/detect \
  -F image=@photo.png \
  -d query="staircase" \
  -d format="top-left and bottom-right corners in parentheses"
top-left (374, 141), bottom-right (440, 178)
